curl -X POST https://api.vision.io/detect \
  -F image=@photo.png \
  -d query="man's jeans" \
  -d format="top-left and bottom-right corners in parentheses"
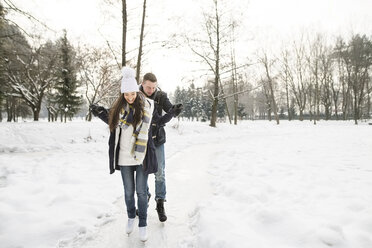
top-left (154, 143), bottom-right (166, 200)
top-left (120, 165), bottom-right (148, 227)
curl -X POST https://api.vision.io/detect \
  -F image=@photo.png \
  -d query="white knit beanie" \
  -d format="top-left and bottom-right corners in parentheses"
top-left (121, 67), bottom-right (139, 93)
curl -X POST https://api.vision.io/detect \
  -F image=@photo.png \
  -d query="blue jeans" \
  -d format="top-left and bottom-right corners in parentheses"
top-left (120, 165), bottom-right (148, 227)
top-left (154, 144), bottom-right (166, 200)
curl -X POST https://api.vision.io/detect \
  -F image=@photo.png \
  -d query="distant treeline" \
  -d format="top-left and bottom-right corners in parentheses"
top-left (0, 12), bottom-right (120, 122)
top-left (1, 1), bottom-right (371, 125)
top-left (173, 34), bottom-right (372, 125)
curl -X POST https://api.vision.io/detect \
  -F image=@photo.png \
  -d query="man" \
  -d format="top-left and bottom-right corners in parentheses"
top-left (140, 72), bottom-right (182, 222)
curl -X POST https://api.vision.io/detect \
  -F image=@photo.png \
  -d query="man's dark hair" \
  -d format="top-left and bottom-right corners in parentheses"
top-left (143, 72), bottom-right (157, 83)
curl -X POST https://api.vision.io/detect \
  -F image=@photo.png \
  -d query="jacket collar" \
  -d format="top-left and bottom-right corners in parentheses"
top-left (139, 85), bottom-right (159, 100)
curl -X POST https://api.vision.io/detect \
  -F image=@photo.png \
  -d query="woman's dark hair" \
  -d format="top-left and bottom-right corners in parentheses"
top-left (108, 92), bottom-right (145, 132)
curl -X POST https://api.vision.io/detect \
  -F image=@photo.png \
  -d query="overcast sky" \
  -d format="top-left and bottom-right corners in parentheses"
top-left (8, 0), bottom-right (372, 92)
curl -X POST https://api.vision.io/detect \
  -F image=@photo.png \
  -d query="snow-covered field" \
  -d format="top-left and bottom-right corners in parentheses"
top-left (0, 119), bottom-right (371, 248)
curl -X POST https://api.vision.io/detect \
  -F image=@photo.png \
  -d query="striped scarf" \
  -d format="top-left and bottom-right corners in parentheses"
top-left (118, 99), bottom-right (152, 162)
top-left (119, 105), bottom-right (134, 130)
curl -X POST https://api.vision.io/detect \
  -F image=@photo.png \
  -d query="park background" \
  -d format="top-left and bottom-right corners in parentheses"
top-left (1, 1), bottom-right (372, 248)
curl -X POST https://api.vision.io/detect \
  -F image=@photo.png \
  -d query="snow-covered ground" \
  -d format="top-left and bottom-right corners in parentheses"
top-left (0, 119), bottom-right (371, 248)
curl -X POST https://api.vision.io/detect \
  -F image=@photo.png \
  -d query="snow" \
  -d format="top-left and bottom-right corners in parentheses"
top-left (0, 119), bottom-right (371, 248)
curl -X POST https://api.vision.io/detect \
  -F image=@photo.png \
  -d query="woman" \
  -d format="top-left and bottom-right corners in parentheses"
top-left (91, 67), bottom-right (153, 242)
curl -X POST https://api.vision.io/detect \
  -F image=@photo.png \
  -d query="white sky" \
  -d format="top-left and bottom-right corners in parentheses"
top-left (8, 0), bottom-right (372, 92)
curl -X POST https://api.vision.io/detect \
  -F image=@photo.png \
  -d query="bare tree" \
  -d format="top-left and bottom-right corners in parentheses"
top-left (230, 58), bottom-right (238, 124)
top-left (186, 0), bottom-right (229, 127)
top-left (1, 1), bottom-right (49, 121)
top-left (291, 41), bottom-right (308, 121)
top-left (258, 52), bottom-right (279, 124)
top-left (0, 1), bottom-right (6, 121)
top-left (122, 0), bottom-right (127, 66)
top-left (2, 0), bottom-right (53, 38)
top-left (4, 41), bottom-right (58, 121)
top-left (319, 45), bottom-right (333, 120)
top-left (366, 77), bottom-right (371, 119)
top-left (340, 34), bottom-right (372, 124)
top-left (229, 20), bottom-right (239, 125)
top-left (77, 46), bottom-right (120, 121)
top-left (279, 49), bottom-right (293, 120)
top-left (307, 35), bottom-right (323, 124)
top-left (260, 78), bottom-right (272, 120)
top-left (331, 38), bottom-right (344, 120)
top-left (334, 37), bottom-right (352, 120)
top-left (136, 0), bottom-right (147, 81)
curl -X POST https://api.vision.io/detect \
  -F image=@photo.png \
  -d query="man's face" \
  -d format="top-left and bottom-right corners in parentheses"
top-left (142, 80), bottom-right (157, 97)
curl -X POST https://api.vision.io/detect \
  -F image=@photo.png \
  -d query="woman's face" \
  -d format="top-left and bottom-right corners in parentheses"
top-left (123, 92), bottom-right (137, 104)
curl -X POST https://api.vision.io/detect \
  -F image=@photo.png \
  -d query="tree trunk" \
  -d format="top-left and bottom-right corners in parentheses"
top-left (233, 74), bottom-right (238, 125)
top-left (269, 82), bottom-right (279, 124)
top-left (353, 93), bottom-right (358, 124)
top-left (314, 82), bottom-right (318, 125)
top-left (285, 77), bottom-right (291, 121)
top-left (267, 106), bottom-right (272, 121)
top-left (230, 33), bottom-right (238, 125)
top-left (13, 106), bottom-right (16, 122)
top-left (218, 81), bottom-right (231, 124)
top-left (342, 84), bottom-right (350, 120)
top-left (209, 1), bottom-right (220, 128)
top-left (122, 0), bottom-right (127, 66)
top-left (261, 53), bottom-right (279, 124)
top-left (210, 98), bottom-right (218, 127)
top-left (33, 99), bottom-right (42, 121)
top-left (234, 96), bottom-right (238, 124)
top-left (210, 73), bottom-right (219, 127)
top-left (86, 112), bottom-right (92, 121)
top-left (136, 0), bottom-right (147, 82)
top-left (368, 91), bottom-right (371, 119)
top-left (325, 104), bottom-right (330, 120)
top-left (332, 88), bottom-right (339, 120)
top-left (33, 109), bottom-right (39, 121)
top-left (6, 98), bottom-right (12, 122)
top-left (342, 105), bottom-right (347, 120)
top-left (299, 109), bottom-right (304, 121)
top-left (224, 98), bottom-right (231, 124)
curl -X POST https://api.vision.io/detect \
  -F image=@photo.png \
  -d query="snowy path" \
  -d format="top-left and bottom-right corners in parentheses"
top-left (2, 121), bottom-right (371, 248)
top-left (77, 142), bottom-right (217, 248)
top-left (69, 122), bottom-right (372, 248)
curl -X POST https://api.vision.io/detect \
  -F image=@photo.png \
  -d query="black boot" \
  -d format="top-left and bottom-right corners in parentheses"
top-left (156, 199), bottom-right (167, 222)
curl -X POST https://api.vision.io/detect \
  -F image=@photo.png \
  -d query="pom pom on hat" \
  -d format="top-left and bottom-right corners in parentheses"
top-left (121, 67), bottom-right (139, 93)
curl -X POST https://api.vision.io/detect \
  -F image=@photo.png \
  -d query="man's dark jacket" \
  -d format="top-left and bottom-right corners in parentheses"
top-left (140, 86), bottom-right (173, 146)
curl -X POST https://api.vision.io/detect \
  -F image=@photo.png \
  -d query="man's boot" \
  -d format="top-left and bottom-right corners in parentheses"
top-left (156, 199), bottom-right (167, 222)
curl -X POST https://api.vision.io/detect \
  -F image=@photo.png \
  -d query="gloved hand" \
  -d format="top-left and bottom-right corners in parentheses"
top-left (171, 103), bottom-right (183, 117)
top-left (90, 104), bottom-right (105, 117)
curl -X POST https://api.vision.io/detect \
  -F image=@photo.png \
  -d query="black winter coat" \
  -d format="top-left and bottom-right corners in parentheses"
top-left (140, 86), bottom-right (174, 146)
top-left (96, 106), bottom-right (159, 175)
top-left (95, 109), bottom-right (118, 174)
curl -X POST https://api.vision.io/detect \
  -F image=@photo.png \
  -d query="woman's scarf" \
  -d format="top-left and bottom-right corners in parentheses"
top-left (117, 99), bottom-right (152, 163)
top-left (119, 105), bottom-right (135, 131)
